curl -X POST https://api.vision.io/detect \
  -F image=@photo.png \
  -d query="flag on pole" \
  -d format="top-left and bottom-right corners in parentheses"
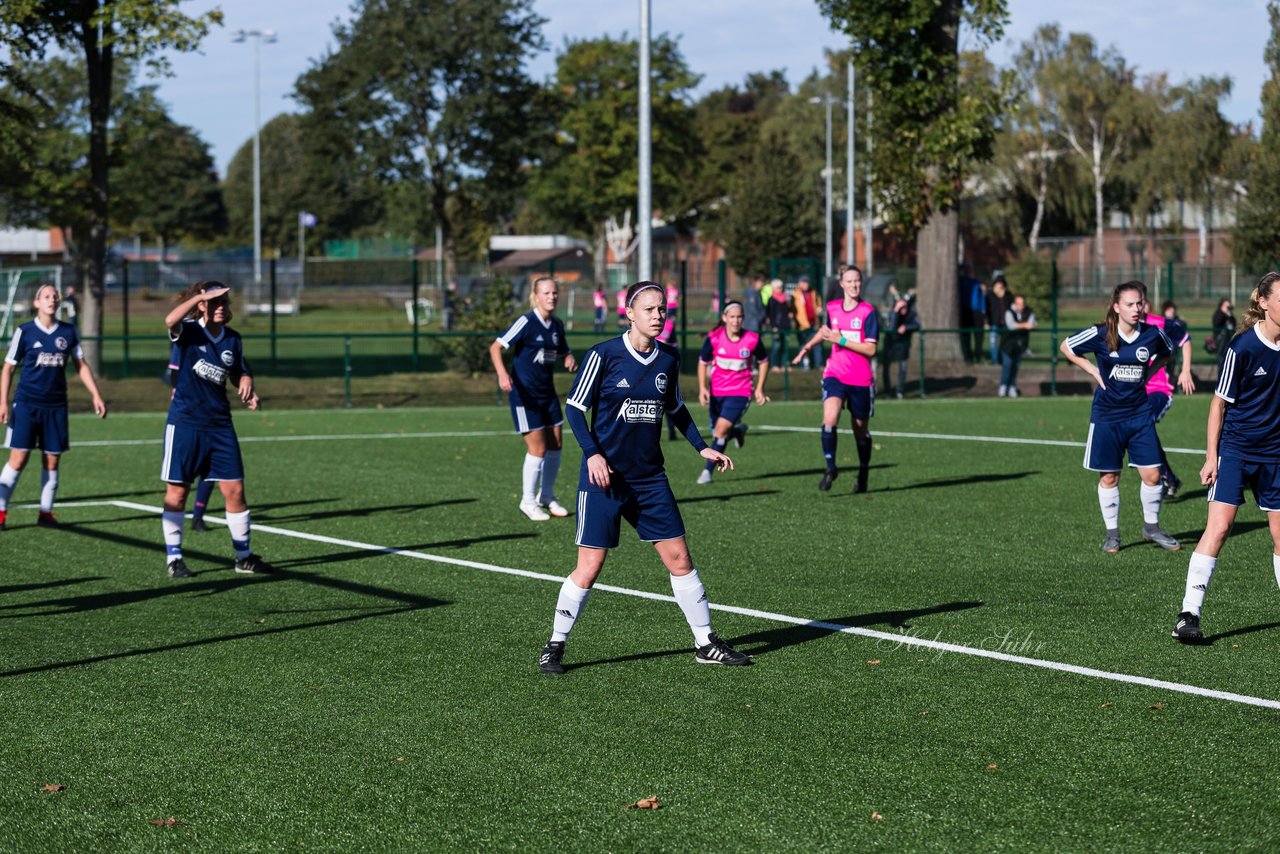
top-left (299, 211), bottom-right (317, 228)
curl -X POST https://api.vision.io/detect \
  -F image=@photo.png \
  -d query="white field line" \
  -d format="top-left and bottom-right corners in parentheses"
top-left (42, 498), bottom-right (1278, 712)
top-left (72, 425), bottom-right (1208, 456)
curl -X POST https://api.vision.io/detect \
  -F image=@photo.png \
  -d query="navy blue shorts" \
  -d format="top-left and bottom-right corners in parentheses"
top-left (509, 390), bottom-right (562, 434)
top-left (1083, 413), bottom-right (1162, 472)
top-left (1147, 391), bottom-right (1173, 423)
top-left (821, 377), bottom-right (874, 421)
top-left (574, 475), bottom-right (686, 549)
top-left (5, 401), bottom-right (69, 454)
top-left (709, 395), bottom-right (750, 429)
top-left (1208, 450), bottom-right (1280, 510)
top-left (161, 422), bottom-right (245, 484)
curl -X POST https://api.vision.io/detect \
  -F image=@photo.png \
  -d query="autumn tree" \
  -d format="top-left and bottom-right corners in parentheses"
top-left (819, 0), bottom-right (1010, 358)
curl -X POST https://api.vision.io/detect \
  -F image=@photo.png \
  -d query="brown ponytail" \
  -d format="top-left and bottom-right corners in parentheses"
top-left (1104, 280), bottom-right (1147, 353)
top-left (1237, 272), bottom-right (1280, 339)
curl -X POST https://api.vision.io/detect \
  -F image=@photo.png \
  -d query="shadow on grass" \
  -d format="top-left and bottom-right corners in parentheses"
top-left (735, 463), bottom-right (895, 483)
top-left (1206, 620), bottom-right (1280, 644)
top-left (1168, 519), bottom-right (1271, 545)
top-left (680, 490), bottom-right (781, 505)
top-left (872, 471), bottom-right (1039, 494)
top-left (269, 533), bottom-right (537, 569)
top-left (565, 600), bottom-right (984, 672)
top-left (0, 577), bottom-right (108, 596)
top-left (259, 497), bottom-right (477, 524)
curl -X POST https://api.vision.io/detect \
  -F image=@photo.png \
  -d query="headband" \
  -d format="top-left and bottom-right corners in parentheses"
top-left (626, 283), bottom-right (664, 307)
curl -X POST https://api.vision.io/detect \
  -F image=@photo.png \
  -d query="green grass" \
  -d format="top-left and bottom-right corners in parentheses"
top-left (3, 397), bottom-right (1279, 850)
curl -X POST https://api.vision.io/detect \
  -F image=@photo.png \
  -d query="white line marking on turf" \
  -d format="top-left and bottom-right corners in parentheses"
top-left (73, 426), bottom-right (1208, 456)
top-left (59, 499), bottom-right (1279, 711)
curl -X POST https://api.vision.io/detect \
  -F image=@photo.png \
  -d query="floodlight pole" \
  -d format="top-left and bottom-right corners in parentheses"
top-left (810, 95), bottom-right (835, 282)
top-left (637, 0), bottom-right (652, 282)
top-left (847, 59), bottom-right (856, 267)
top-left (234, 27), bottom-right (276, 284)
top-left (865, 88), bottom-right (874, 276)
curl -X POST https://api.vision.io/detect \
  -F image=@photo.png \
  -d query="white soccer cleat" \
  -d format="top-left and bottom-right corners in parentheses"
top-left (696, 470), bottom-right (713, 485)
top-left (542, 499), bottom-right (569, 518)
top-left (519, 501), bottom-right (551, 521)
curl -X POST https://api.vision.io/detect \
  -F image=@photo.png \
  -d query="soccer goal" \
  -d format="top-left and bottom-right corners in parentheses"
top-left (1, 266), bottom-right (63, 339)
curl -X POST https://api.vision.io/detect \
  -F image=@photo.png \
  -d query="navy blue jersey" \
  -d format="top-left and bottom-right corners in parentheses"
top-left (496, 311), bottom-right (570, 401)
top-left (1164, 317), bottom-right (1190, 347)
top-left (4, 319), bottom-right (83, 406)
top-left (166, 319), bottom-right (251, 429)
top-left (566, 335), bottom-right (689, 481)
top-left (1216, 324), bottom-right (1280, 461)
top-left (1066, 322), bottom-right (1172, 422)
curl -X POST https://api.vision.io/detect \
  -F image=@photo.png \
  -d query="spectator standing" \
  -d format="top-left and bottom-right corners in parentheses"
top-left (60, 286), bottom-right (79, 325)
top-left (881, 297), bottom-right (921, 399)
top-left (985, 274), bottom-right (1010, 364)
top-left (592, 285), bottom-right (607, 333)
top-left (1210, 299), bottom-right (1236, 377)
top-left (969, 280), bottom-right (988, 365)
top-left (742, 275), bottom-right (767, 334)
top-left (765, 279), bottom-right (794, 368)
top-left (792, 275), bottom-right (823, 369)
top-left (999, 295), bottom-right (1036, 397)
top-left (957, 264), bottom-right (981, 362)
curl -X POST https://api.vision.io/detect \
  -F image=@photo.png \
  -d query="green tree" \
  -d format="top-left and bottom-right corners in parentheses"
top-left (720, 131), bottom-right (822, 276)
top-left (0, 0), bottom-right (221, 368)
top-left (294, 0), bottom-right (546, 272)
top-left (112, 87), bottom-right (225, 258)
top-left (819, 0), bottom-right (1010, 357)
top-left (528, 34), bottom-right (702, 279)
top-left (1233, 0), bottom-right (1280, 270)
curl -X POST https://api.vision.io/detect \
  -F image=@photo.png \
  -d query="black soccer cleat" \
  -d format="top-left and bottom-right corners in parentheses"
top-left (1172, 611), bottom-right (1205, 644)
top-left (1163, 474), bottom-right (1183, 499)
top-left (818, 469), bottom-right (838, 492)
top-left (234, 553), bottom-right (275, 575)
top-left (852, 471), bottom-right (869, 494)
top-left (694, 632), bottom-right (752, 666)
top-left (539, 640), bottom-right (566, 675)
top-left (190, 516), bottom-right (211, 532)
top-left (167, 558), bottom-right (193, 579)
top-left (733, 424), bottom-right (749, 449)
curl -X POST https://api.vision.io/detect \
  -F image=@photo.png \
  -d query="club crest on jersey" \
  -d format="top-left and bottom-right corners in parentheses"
top-left (654, 372), bottom-right (668, 394)
top-left (220, 349), bottom-right (236, 367)
top-left (55, 336), bottom-right (68, 351)
top-left (1135, 346), bottom-right (1150, 362)
top-left (739, 347), bottom-right (750, 358)
top-left (850, 318), bottom-right (862, 330)
top-left (616, 398), bottom-right (662, 423)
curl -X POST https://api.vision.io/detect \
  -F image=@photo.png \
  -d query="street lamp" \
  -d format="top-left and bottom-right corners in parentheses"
top-left (232, 27), bottom-right (277, 284)
top-left (809, 95), bottom-right (837, 283)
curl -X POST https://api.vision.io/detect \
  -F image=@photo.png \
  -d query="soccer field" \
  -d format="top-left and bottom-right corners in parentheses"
top-left (3, 396), bottom-right (1278, 850)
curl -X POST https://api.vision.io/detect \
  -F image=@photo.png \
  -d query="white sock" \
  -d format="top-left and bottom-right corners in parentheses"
top-left (522, 453), bottom-right (544, 504)
top-left (538, 450), bottom-right (561, 505)
top-left (39, 469), bottom-right (59, 513)
top-left (0, 463), bottom-right (20, 511)
top-left (1181, 552), bottom-right (1217, 616)
top-left (225, 509), bottom-right (251, 559)
top-left (162, 510), bottom-right (185, 563)
top-left (1098, 484), bottom-right (1120, 530)
top-left (550, 576), bottom-right (591, 642)
top-left (670, 569), bottom-right (713, 647)
top-left (1273, 553), bottom-right (1280, 590)
top-left (1139, 482), bottom-right (1164, 525)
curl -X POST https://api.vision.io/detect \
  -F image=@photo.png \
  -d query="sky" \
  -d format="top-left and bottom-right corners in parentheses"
top-left (147, 0), bottom-right (1272, 178)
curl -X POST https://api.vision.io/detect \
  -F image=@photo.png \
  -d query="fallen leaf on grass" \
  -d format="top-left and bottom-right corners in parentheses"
top-left (395, 757), bottom-right (406, 763)
top-left (986, 764), bottom-right (999, 770)
top-left (255, 619), bottom-right (266, 625)
top-left (871, 812), bottom-right (884, 820)
top-left (1101, 703), bottom-right (1113, 708)
top-left (625, 797), bottom-right (660, 811)
top-left (39, 784), bottom-right (64, 793)
top-left (919, 711), bottom-right (929, 717)
top-left (1232, 643), bottom-right (1240, 649)
top-left (1150, 703), bottom-right (1165, 711)
top-left (149, 818), bottom-right (181, 827)
top-left (866, 660), bottom-right (881, 666)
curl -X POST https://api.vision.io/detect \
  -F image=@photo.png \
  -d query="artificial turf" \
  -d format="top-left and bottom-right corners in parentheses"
top-left (2, 395), bottom-right (1278, 850)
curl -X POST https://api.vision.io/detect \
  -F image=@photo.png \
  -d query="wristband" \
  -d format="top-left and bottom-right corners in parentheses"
top-left (838, 335), bottom-right (848, 348)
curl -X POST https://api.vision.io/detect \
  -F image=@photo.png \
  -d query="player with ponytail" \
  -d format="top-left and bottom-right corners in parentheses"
top-left (695, 300), bottom-right (769, 484)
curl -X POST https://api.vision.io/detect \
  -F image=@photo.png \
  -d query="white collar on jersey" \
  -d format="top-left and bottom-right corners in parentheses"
top-left (622, 330), bottom-right (659, 365)
top-left (1118, 323), bottom-right (1141, 344)
top-left (1254, 322), bottom-right (1280, 351)
top-left (198, 316), bottom-right (226, 345)
top-left (34, 317), bottom-right (58, 334)
top-left (532, 310), bottom-right (553, 328)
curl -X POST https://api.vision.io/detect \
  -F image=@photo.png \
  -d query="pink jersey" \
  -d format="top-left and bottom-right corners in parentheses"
top-left (1143, 312), bottom-right (1189, 395)
top-left (822, 299), bottom-right (879, 387)
top-left (703, 327), bottom-right (764, 397)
